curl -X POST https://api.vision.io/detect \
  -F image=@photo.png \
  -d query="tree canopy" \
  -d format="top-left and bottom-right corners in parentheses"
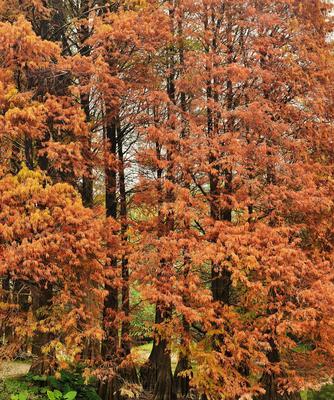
top-left (1, 1), bottom-right (334, 400)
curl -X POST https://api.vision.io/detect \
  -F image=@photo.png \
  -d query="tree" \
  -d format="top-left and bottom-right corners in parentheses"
top-left (0, 167), bottom-right (106, 373)
top-left (1, 1), bottom-right (334, 400)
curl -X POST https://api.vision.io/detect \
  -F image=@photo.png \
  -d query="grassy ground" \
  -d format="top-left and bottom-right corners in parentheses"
top-left (0, 376), bottom-right (43, 400)
top-left (132, 342), bottom-right (178, 371)
top-left (132, 341), bottom-right (153, 365)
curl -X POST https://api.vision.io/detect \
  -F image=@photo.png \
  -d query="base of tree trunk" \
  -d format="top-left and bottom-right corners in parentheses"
top-left (154, 364), bottom-right (175, 400)
top-left (99, 363), bottom-right (139, 400)
top-left (29, 356), bottom-right (52, 375)
top-left (174, 355), bottom-right (191, 398)
top-left (139, 341), bottom-right (176, 400)
top-left (139, 360), bottom-right (157, 392)
top-left (82, 338), bottom-right (100, 360)
top-left (99, 376), bottom-right (119, 400)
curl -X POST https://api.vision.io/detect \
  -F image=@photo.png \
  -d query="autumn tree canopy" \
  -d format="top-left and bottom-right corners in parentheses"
top-left (1, 1), bottom-right (334, 400)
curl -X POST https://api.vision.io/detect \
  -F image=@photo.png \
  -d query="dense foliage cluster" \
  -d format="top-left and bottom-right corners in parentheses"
top-left (1, 1), bottom-right (334, 400)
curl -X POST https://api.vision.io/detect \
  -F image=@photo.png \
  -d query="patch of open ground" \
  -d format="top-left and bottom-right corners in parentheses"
top-left (0, 361), bottom-right (31, 380)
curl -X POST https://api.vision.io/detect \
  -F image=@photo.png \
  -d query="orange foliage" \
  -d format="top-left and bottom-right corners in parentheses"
top-left (1, 1), bottom-right (334, 399)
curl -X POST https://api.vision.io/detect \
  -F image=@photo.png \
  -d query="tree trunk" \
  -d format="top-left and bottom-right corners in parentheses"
top-left (29, 285), bottom-right (53, 375)
top-left (174, 258), bottom-right (191, 397)
top-left (102, 118), bottom-right (119, 360)
top-left (80, 0), bottom-right (94, 209)
top-left (24, 136), bottom-right (34, 170)
top-left (256, 376), bottom-right (301, 400)
top-left (99, 364), bottom-right (139, 400)
top-left (10, 137), bottom-right (21, 174)
top-left (174, 353), bottom-right (191, 398)
top-left (117, 126), bottom-right (131, 357)
top-left (255, 339), bottom-right (301, 400)
top-left (118, 131), bottom-right (138, 382)
top-left (140, 307), bottom-right (175, 400)
top-left (1, 276), bottom-right (13, 346)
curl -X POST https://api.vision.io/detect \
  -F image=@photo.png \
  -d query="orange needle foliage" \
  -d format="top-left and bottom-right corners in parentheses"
top-left (0, 167), bottom-right (106, 369)
top-left (1, 1), bottom-right (334, 400)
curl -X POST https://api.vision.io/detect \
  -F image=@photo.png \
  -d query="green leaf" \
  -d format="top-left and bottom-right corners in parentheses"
top-left (47, 390), bottom-right (56, 400)
top-left (63, 384), bottom-right (72, 394)
top-left (64, 391), bottom-right (77, 400)
top-left (48, 376), bottom-right (61, 390)
top-left (32, 374), bottom-right (47, 381)
top-left (54, 390), bottom-right (63, 400)
top-left (18, 393), bottom-right (28, 400)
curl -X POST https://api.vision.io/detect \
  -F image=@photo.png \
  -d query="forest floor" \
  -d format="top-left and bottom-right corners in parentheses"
top-left (0, 342), bottom-right (175, 379)
top-left (0, 360), bottom-right (314, 400)
top-left (0, 343), bottom-right (154, 381)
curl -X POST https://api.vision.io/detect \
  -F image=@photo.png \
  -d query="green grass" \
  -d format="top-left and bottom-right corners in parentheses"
top-left (0, 364), bottom-right (101, 400)
top-left (0, 376), bottom-right (45, 400)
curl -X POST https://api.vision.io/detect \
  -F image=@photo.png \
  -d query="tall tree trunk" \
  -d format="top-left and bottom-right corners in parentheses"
top-left (255, 339), bottom-right (301, 400)
top-left (117, 127), bottom-right (130, 356)
top-left (141, 216), bottom-right (175, 399)
top-left (29, 285), bottom-right (53, 375)
top-left (173, 317), bottom-right (191, 398)
top-left (1, 275), bottom-right (13, 347)
top-left (78, 0), bottom-right (98, 361)
top-left (140, 306), bottom-right (175, 400)
top-left (209, 6), bottom-right (234, 307)
top-left (140, 131), bottom-right (175, 399)
top-left (102, 118), bottom-right (119, 359)
top-left (80, 0), bottom-right (94, 208)
top-left (116, 123), bottom-right (139, 386)
top-left (148, 6), bottom-right (178, 398)
top-left (99, 116), bottom-right (125, 400)
top-left (173, 9), bottom-right (192, 396)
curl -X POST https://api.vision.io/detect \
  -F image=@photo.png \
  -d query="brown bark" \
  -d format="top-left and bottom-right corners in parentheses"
top-left (1, 276), bottom-right (13, 346)
top-left (140, 307), bottom-right (175, 400)
top-left (174, 254), bottom-right (191, 397)
top-left (102, 118), bottom-right (119, 359)
top-left (256, 376), bottom-right (301, 400)
top-left (174, 347), bottom-right (191, 398)
top-left (208, 6), bottom-right (234, 307)
top-left (79, 0), bottom-right (94, 209)
top-left (117, 126), bottom-right (131, 356)
top-left (255, 339), bottom-right (301, 400)
top-left (29, 285), bottom-right (53, 375)
top-left (24, 136), bottom-right (34, 170)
